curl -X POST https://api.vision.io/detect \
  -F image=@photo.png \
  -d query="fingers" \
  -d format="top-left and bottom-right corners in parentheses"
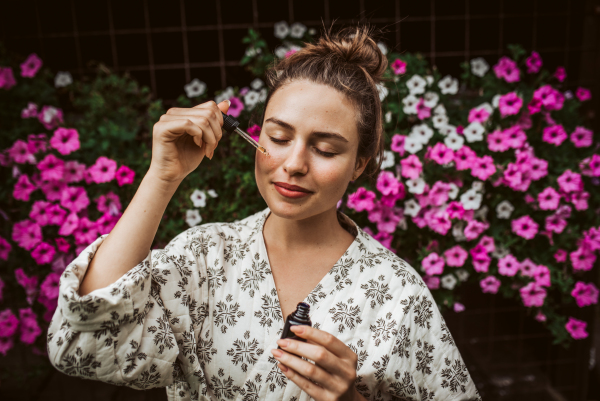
top-left (159, 114), bottom-right (218, 157)
top-left (276, 364), bottom-right (327, 401)
top-left (271, 348), bottom-right (336, 394)
top-left (276, 338), bottom-right (346, 378)
top-left (290, 325), bottom-right (352, 360)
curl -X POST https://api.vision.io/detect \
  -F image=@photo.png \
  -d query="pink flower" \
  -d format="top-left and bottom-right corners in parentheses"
top-left (0, 309), bottom-right (19, 338)
top-left (537, 187), bottom-right (560, 210)
top-left (487, 130), bottom-right (510, 152)
top-left (400, 155), bottom-right (422, 180)
top-left (535, 311), bottom-right (546, 322)
top-left (525, 51), bottom-right (542, 73)
top-left (519, 258), bottom-right (538, 277)
top-left (498, 92), bottom-right (523, 117)
top-left (454, 145), bottom-right (476, 171)
top-left (520, 282), bottom-right (547, 307)
top-left (472, 253), bottom-right (491, 273)
top-left (12, 220), bottom-right (42, 251)
top-left (429, 143), bottom-right (453, 165)
top-left (445, 201), bottom-right (464, 219)
top-left (88, 156), bottom-right (117, 183)
top-left (423, 275), bottom-right (440, 290)
top-left (529, 157), bottom-right (548, 180)
top-left (373, 231), bottom-right (394, 252)
top-left (391, 59), bottom-right (407, 75)
top-left (415, 98), bottom-right (431, 120)
top-left (96, 212), bottom-right (119, 235)
top-left (376, 171), bottom-right (401, 196)
top-left (50, 127), bottom-right (80, 155)
top-left (21, 102), bottom-right (38, 118)
top-left (493, 56), bottom-right (520, 83)
top-left (60, 186), bottom-right (90, 213)
top-left (557, 170), bottom-right (582, 193)
top-left (31, 241), bottom-right (56, 265)
top-left (55, 237), bottom-right (70, 253)
top-left (554, 249), bottom-right (567, 262)
top-left (37, 154), bottom-right (65, 181)
top-left (40, 272), bottom-right (61, 301)
top-left (47, 203), bottom-right (67, 226)
top-left (18, 308), bottom-right (41, 344)
top-left (347, 187), bottom-right (376, 212)
top-left (422, 252), bottom-right (445, 275)
top-left (0, 236), bottom-right (11, 261)
top-left (20, 53), bottom-right (43, 77)
top-left (571, 191), bottom-right (589, 211)
top-left (575, 87), bottom-right (591, 102)
top-left (498, 254), bottom-right (520, 276)
top-left (9, 140), bottom-right (36, 164)
top-left (227, 96), bottom-right (244, 118)
top-left (73, 217), bottom-right (99, 246)
top-left (285, 49), bottom-right (298, 58)
top-left (571, 282), bottom-right (599, 308)
top-left (478, 236), bottom-right (495, 253)
top-left (468, 107), bottom-right (491, 124)
top-left (13, 174), bottom-right (37, 201)
top-left (554, 66), bottom-right (566, 82)
top-left (444, 245), bottom-right (468, 267)
top-left (0, 67), bottom-right (16, 90)
top-left (115, 165), bottom-right (135, 186)
top-left (471, 156), bottom-right (496, 181)
top-left (374, 207), bottom-right (402, 233)
top-left (565, 317), bottom-right (588, 340)
top-left (96, 191), bottom-right (122, 215)
top-left (570, 246), bottom-right (596, 271)
top-left (503, 126), bottom-right (527, 149)
top-left (428, 182), bottom-right (451, 206)
top-left (570, 127), bottom-right (593, 148)
top-left (37, 105), bottom-right (64, 130)
top-left (464, 220), bottom-right (489, 240)
top-left (453, 302), bottom-right (465, 312)
top-left (480, 276), bottom-right (501, 294)
top-left (545, 214), bottom-right (567, 234)
top-left (579, 155), bottom-right (600, 177)
top-left (247, 124), bottom-right (261, 142)
top-left (391, 134), bottom-right (406, 156)
top-left (15, 268), bottom-right (39, 305)
top-left (533, 85), bottom-right (564, 111)
top-left (542, 125), bottom-right (567, 146)
top-left (425, 209), bottom-right (452, 235)
top-left (511, 215), bottom-right (538, 239)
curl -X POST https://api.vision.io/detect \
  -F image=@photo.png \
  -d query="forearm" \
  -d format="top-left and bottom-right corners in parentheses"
top-left (78, 172), bottom-right (182, 296)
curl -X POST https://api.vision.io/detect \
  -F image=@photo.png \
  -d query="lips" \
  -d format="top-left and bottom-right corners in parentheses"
top-left (273, 182), bottom-right (312, 193)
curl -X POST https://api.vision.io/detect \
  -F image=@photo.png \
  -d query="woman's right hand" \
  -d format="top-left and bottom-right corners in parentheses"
top-left (148, 100), bottom-right (230, 183)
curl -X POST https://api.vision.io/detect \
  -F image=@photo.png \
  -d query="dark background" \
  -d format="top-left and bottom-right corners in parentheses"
top-left (1, 1), bottom-right (599, 400)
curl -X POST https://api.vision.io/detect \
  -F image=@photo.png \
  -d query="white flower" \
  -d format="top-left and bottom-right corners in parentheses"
top-left (460, 188), bottom-right (482, 210)
top-left (410, 124), bottom-right (434, 145)
top-left (423, 92), bottom-right (439, 109)
top-left (448, 183), bottom-right (459, 199)
top-left (385, 111), bottom-right (392, 123)
top-left (438, 124), bottom-right (457, 136)
top-left (496, 200), bottom-right (514, 219)
top-left (54, 71), bottom-right (72, 88)
top-left (377, 42), bottom-right (388, 55)
top-left (444, 132), bottom-right (464, 151)
top-left (425, 75), bottom-right (434, 86)
top-left (185, 209), bottom-right (202, 227)
top-left (492, 94), bottom-right (501, 108)
top-left (404, 136), bottom-right (424, 154)
top-left (42, 106), bottom-right (59, 124)
top-left (455, 269), bottom-right (469, 281)
top-left (403, 199), bottom-right (421, 217)
top-left (190, 189), bottom-right (207, 208)
top-left (244, 90), bottom-right (260, 110)
top-left (215, 86), bottom-right (234, 104)
top-left (379, 150), bottom-right (395, 170)
top-left (564, 90), bottom-right (573, 99)
top-left (433, 104), bottom-right (447, 116)
top-left (245, 47), bottom-right (257, 57)
top-left (250, 78), bottom-right (263, 90)
top-left (290, 22), bottom-right (306, 38)
top-left (184, 78), bottom-right (207, 98)
top-left (402, 94), bottom-right (419, 114)
top-left (207, 189), bottom-right (218, 198)
top-left (470, 57), bottom-right (489, 77)
top-left (406, 177), bottom-right (426, 194)
top-left (308, 28), bottom-right (317, 35)
top-left (452, 221), bottom-right (467, 242)
top-left (259, 88), bottom-right (268, 102)
top-left (471, 180), bottom-right (484, 192)
top-left (463, 121), bottom-right (485, 142)
top-left (492, 246), bottom-right (510, 259)
top-left (432, 114), bottom-right (449, 129)
top-left (441, 274), bottom-right (458, 290)
top-left (397, 217), bottom-right (408, 230)
top-left (474, 205), bottom-right (489, 220)
top-left (406, 75), bottom-right (427, 95)
top-left (274, 21), bottom-right (290, 39)
top-left (438, 75), bottom-right (459, 94)
top-left (377, 83), bottom-right (388, 101)
top-left (274, 45), bottom-right (289, 58)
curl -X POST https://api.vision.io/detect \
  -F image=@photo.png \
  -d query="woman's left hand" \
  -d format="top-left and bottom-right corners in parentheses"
top-left (271, 325), bottom-right (365, 401)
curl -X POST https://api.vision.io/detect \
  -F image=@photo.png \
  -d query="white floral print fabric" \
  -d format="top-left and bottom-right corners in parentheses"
top-left (47, 207), bottom-right (481, 400)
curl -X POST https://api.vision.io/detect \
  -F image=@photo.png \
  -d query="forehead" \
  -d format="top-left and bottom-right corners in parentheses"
top-left (264, 80), bottom-right (359, 141)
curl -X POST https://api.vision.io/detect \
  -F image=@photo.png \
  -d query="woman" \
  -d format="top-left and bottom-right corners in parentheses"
top-left (47, 25), bottom-right (481, 401)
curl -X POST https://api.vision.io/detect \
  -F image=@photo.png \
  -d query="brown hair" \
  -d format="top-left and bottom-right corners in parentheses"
top-left (258, 23), bottom-right (388, 181)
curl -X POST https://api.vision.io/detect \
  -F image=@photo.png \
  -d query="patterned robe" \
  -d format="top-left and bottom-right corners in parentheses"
top-left (47, 207), bottom-right (482, 400)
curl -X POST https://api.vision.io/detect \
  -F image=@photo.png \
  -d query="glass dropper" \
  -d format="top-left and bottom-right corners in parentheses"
top-left (221, 112), bottom-right (268, 155)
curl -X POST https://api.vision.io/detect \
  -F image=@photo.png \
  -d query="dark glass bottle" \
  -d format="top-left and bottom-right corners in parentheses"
top-left (278, 302), bottom-right (312, 349)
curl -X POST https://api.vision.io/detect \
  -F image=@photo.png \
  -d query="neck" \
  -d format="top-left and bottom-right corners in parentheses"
top-left (263, 206), bottom-right (351, 252)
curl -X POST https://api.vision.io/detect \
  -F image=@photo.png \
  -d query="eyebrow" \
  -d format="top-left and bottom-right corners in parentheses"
top-left (264, 117), bottom-right (349, 143)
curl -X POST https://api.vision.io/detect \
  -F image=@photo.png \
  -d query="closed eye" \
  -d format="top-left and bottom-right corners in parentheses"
top-left (268, 137), bottom-right (337, 158)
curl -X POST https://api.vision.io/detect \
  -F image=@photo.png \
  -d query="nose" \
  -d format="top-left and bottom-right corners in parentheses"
top-left (282, 140), bottom-right (309, 176)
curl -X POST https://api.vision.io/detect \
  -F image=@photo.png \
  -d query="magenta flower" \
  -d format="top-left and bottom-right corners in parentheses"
top-left (11, 220), bottom-right (42, 251)
top-left (285, 49), bottom-right (297, 58)
top-left (453, 302), bottom-right (465, 312)
top-left (373, 231), bottom-right (394, 251)
top-left (391, 134), bottom-right (406, 156)
top-left (464, 220), bottom-right (489, 240)
top-left (0, 67), bottom-right (17, 90)
top-left (247, 124), bottom-right (261, 142)
top-left (376, 171), bottom-right (401, 196)
top-left (472, 253), bottom-right (491, 273)
top-left (20, 53), bottom-right (43, 77)
top-left (428, 181), bottom-right (451, 206)
top-left (227, 96), bottom-right (244, 118)
top-left (445, 201), bottom-right (464, 219)
top-left (96, 191), bottom-right (122, 215)
top-left (0, 309), bottom-right (19, 338)
top-left (429, 143), bottom-right (453, 165)
top-left (498, 92), bottom-right (523, 117)
top-left (537, 187), bottom-right (560, 210)
top-left (519, 258), bottom-right (538, 277)
top-left (565, 317), bottom-right (588, 340)
top-left (55, 237), bottom-right (70, 253)
top-left (444, 245), bottom-right (468, 267)
top-left (425, 209), bottom-right (452, 235)
top-left (14, 269), bottom-right (39, 305)
top-left (21, 102), bottom-right (38, 118)
top-left (570, 246), bottom-right (596, 271)
top-left (96, 212), bottom-right (119, 235)
top-left (478, 235), bottom-right (495, 253)
top-left (30, 241), bottom-right (56, 265)
top-left (571, 282), bottom-right (599, 308)
top-left (37, 154), bottom-right (65, 181)
top-left (520, 282), bottom-right (547, 307)
top-left (47, 203), bottom-right (67, 226)
top-left (29, 200), bottom-right (52, 226)
top-left (50, 127), bottom-right (79, 155)
top-left (554, 249), bottom-right (567, 262)
top-left (13, 174), bottom-right (36, 202)
top-left (468, 107), bottom-right (490, 124)
top-left (480, 276), bottom-right (501, 294)
top-left (374, 207), bottom-right (402, 233)
top-left (454, 145), bottom-right (476, 171)
top-left (37, 105), bottom-right (64, 130)
top-left (423, 275), bottom-right (440, 290)
top-left (493, 56), bottom-right (520, 83)
top-left (27, 133), bottom-right (48, 154)
top-left (503, 126), bottom-right (527, 149)
top-left (0, 236), bottom-right (11, 261)
top-left (535, 311), bottom-right (546, 322)
top-left (400, 155), bottom-right (422, 180)
top-left (579, 155), bottom-right (600, 177)
top-left (422, 252), bottom-right (445, 275)
top-left (60, 186), bottom-right (90, 213)
top-left (18, 308), bottom-right (41, 345)
top-left (554, 66), bottom-right (566, 82)
top-left (511, 215), bottom-right (538, 239)
top-left (88, 156), bottom-right (117, 183)
top-left (545, 214), bottom-right (567, 234)
top-left (571, 191), bottom-right (589, 211)
top-left (498, 254), bottom-right (520, 276)
top-left (557, 170), bottom-right (582, 193)
top-left (391, 59), bottom-right (407, 75)
top-left (525, 51), bottom-right (542, 73)
top-left (9, 140), bottom-right (35, 164)
top-left (415, 98), bottom-right (431, 120)
top-left (487, 130), bottom-right (510, 152)
top-left (533, 85), bottom-right (564, 111)
top-left (570, 127), bottom-right (592, 148)
top-left (529, 157), bottom-right (548, 180)
top-left (471, 156), bottom-right (496, 181)
top-left (347, 187), bottom-right (376, 212)
top-left (542, 125), bottom-right (567, 146)
top-left (115, 165), bottom-right (135, 186)
top-left (575, 87), bottom-right (591, 102)
top-left (58, 212), bottom-right (79, 236)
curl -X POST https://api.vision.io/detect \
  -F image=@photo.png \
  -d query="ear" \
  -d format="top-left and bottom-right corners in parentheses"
top-left (352, 156), bottom-right (371, 180)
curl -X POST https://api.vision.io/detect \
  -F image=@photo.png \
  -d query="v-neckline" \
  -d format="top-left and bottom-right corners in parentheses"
top-left (257, 208), bottom-right (361, 324)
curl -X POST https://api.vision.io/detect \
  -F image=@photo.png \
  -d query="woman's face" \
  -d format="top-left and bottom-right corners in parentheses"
top-left (255, 79), bottom-right (368, 221)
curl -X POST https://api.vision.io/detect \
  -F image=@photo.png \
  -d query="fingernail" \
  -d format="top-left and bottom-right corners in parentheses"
top-left (277, 339), bottom-right (288, 348)
top-left (226, 99), bottom-right (231, 106)
top-left (272, 349), bottom-right (282, 357)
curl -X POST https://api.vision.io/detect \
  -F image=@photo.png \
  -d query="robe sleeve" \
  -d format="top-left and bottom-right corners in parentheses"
top-left (46, 229), bottom-right (207, 390)
top-left (375, 286), bottom-right (482, 401)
